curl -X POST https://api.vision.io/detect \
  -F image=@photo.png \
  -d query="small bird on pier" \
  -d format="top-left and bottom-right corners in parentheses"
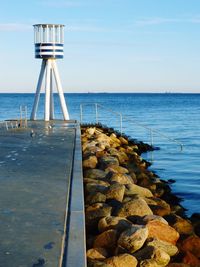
top-left (30, 129), bottom-right (36, 138)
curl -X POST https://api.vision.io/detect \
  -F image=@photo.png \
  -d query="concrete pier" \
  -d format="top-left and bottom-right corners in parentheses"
top-left (0, 121), bottom-right (86, 267)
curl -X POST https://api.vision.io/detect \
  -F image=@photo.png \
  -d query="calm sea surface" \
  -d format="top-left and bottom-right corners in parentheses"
top-left (0, 93), bottom-right (199, 216)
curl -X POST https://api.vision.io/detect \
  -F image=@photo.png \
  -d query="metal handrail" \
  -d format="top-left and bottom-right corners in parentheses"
top-left (80, 103), bottom-right (183, 151)
top-left (0, 120), bottom-right (19, 131)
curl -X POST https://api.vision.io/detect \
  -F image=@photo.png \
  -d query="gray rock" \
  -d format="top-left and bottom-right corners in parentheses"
top-left (98, 216), bottom-right (132, 233)
top-left (86, 203), bottom-right (112, 229)
top-left (140, 259), bottom-right (162, 267)
top-left (147, 238), bottom-right (178, 256)
top-left (85, 183), bottom-right (108, 194)
top-left (106, 183), bottom-right (125, 202)
top-left (86, 192), bottom-right (107, 205)
top-left (93, 229), bottom-right (117, 250)
top-left (87, 259), bottom-right (112, 267)
top-left (82, 140), bottom-right (98, 152)
top-left (142, 215), bottom-right (169, 225)
top-left (86, 127), bottom-right (96, 135)
top-left (119, 136), bottom-right (129, 145)
top-left (83, 155), bottom-right (98, 169)
top-left (99, 156), bottom-right (119, 169)
top-left (105, 254), bottom-right (138, 267)
top-left (133, 246), bottom-right (170, 267)
top-left (118, 225), bottom-right (149, 253)
top-left (116, 151), bottom-right (129, 164)
top-left (105, 164), bottom-right (129, 174)
top-left (87, 247), bottom-right (108, 260)
top-left (117, 197), bottom-right (153, 217)
top-left (84, 178), bottom-right (110, 187)
top-left (125, 183), bottom-right (153, 198)
top-left (84, 169), bottom-right (107, 180)
top-left (110, 173), bottom-right (134, 185)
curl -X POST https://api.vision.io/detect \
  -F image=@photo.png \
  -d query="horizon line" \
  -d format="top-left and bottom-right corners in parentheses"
top-left (0, 91), bottom-right (199, 94)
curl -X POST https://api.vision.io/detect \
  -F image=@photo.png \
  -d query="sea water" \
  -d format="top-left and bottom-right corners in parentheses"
top-left (0, 93), bottom-right (199, 216)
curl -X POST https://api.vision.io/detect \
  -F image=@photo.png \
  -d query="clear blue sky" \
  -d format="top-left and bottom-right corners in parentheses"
top-left (0, 0), bottom-right (200, 93)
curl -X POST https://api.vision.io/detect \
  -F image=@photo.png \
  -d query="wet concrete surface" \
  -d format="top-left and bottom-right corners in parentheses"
top-left (0, 121), bottom-right (76, 267)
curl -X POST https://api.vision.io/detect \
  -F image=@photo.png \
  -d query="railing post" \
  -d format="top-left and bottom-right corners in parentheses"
top-left (150, 129), bottom-right (153, 147)
top-left (25, 106), bottom-right (28, 128)
top-left (120, 114), bottom-right (123, 135)
top-left (95, 103), bottom-right (98, 124)
top-left (80, 104), bottom-right (83, 123)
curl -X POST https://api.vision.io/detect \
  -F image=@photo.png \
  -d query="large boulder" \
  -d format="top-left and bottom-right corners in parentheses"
top-left (105, 254), bottom-right (138, 267)
top-left (190, 213), bottom-right (200, 237)
top-left (82, 140), bottom-right (98, 152)
top-left (98, 216), bottom-right (132, 233)
top-left (182, 251), bottom-right (200, 267)
top-left (181, 235), bottom-right (200, 258)
top-left (125, 183), bottom-right (153, 198)
top-left (96, 133), bottom-right (111, 146)
top-left (83, 155), bottom-right (98, 169)
top-left (149, 205), bottom-right (171, 217)
top-left (167, 264), bottom-right (190, 267)
top-left (127, 214), bottom-right (168, 226)
top-left (86, 127), bottom-right (96, 136)
top-left (83, 146), bottom-right (104, 157)
top-left (106, 184), bottom-right (125, 202)
top-left (93, 229), bottom-right (118, 250)
top-left (107, 147), bottom-right (120, 158)
top-left (96, 150), bottom-right (107, 158)
top-left (105, 165), bottom-right (129, 174)
top-left (84, 178), bottom-right (110, 187)
top-left (140, 259), bottom-right (167, 267)
top-left (116, 151), bottom-right (129, 164)
top-left (164, 214), bottom-right (193, 235)
top-left (118, 225), bottom-right (148, 253)
top-left (110, 173), bottom-right (135, 185)
top-left (146, 197), bottom-right (171, 217)
top-left (147, 220), bottom-right (180, 245)
top-left (117, 197), bottom-right (153, 217)
top-left (136, 172), bottom-right (155, 189)
top-left (142, 215), bottom-right (169, 225)
top-left (133, 246), bottom-right (170, 267)
top-left (109, 133), bottom-right (121, 148)
top-left (87, 260), bottom-right (112, 267)
top-left (147, 238), bottom-right (178, 256)
top-left (84, 169), bottom-right (107, 180)
top-left (86, 203), bottom-right (112, 229)
top-left (99, 156), bottom-right (119, 169)
top-left (85, 183), bottom-right (108, 194)
top-left (119, 136), bottom-right (129, 145)
top-left (87, 247), bottom-right (108, 260)
top-left (86, 192), bottom-right (107, 205)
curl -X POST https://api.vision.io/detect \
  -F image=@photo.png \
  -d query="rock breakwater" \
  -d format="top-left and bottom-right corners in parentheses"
top-left (81, 125), bottom-right (200, 267)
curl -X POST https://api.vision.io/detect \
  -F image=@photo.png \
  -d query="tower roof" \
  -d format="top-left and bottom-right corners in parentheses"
top-left (33, 24), bottom-right (65, 27)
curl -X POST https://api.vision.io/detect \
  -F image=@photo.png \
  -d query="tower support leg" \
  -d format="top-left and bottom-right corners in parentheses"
top-left (44, 59), bottom-right (51, 121)
top-left (51, 60), bottom-right (69, 120)
top-left (31, 59), bottom-right (69, 121)
top-left (30, 60), bottom-right (46, 120)
top-left (50, 68), bottom-right (54, 120)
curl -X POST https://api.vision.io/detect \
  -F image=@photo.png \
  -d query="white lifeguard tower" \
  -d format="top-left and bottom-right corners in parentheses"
top-left (30, 24), bottom-right (69, 121)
